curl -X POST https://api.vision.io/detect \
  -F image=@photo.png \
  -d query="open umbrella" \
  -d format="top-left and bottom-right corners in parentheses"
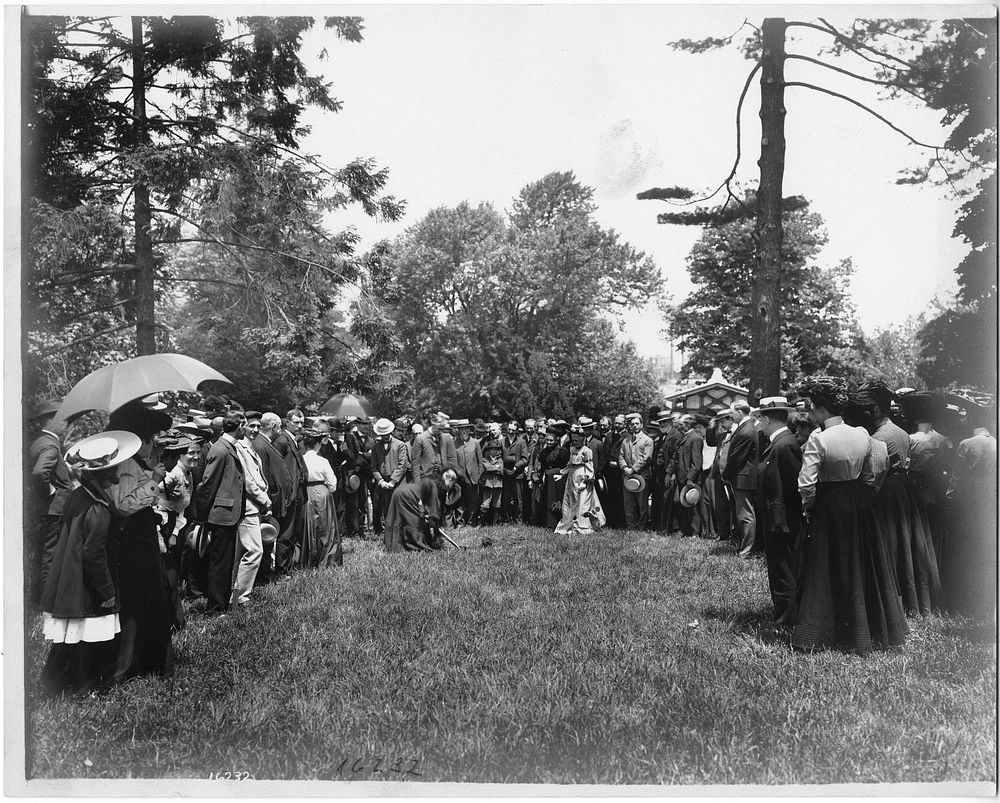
top-left (319, 392), bottom-right (374, 420)
top-left (55, 353), bottom-right (233, 424)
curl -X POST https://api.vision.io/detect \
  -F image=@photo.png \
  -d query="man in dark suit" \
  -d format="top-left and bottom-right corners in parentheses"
top-left (194, 410), bottom-right (248, 614)
top-left (254, 412), bottom-right (292, 585)
top-left (272, 409), bottom-right (306, 575)
top-left (754, 397), bottom-right (803, 627)
top-left (655, 412), bottom-right (684, 534)
top-left (706, 409), bottom-right (736, 541)
top-left (343, 417), bottom-right (374, 539)
top-left (520, 419), bottom-right (540, 525)
top-left (669, 414), bottom-right (704, 538)
top-left (500, 421), bottom-right (528, 522)
top-left (26, 399), bottom-right (73, 607)
top-left (410, 413), bottom-right (459, 484)
top-left (454, 420), bottom-right (484, 525)
top-left (603, 414), bottom-right (627, 528)
top-left (722, 400), bottom-right (758, 558)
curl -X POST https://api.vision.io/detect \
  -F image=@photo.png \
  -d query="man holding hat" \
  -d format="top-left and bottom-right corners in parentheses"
top-left (411, 413), bottom-right (458, 485)
top-left (26, 398), bottom-right (73, 607)
top-left (753, 396), bottom-right (803, 627)
top-left (722, 400), bottom-right (758, 558)
top-left (619, 413), bottom-right (654, 529)
top-left (500, 421), bottom-right (528, 523)
top-left (253, 412), bottom-right (293, 585)
top-left (370, 418), bottom-right (410, 538)
top-left (668, 414), bottom-right (705, 538)
top-left (273, 410), bottom-right (307, 576)
top-left (653, 410), bottom-right (684, 534)
top-left (707, 408), bottom-right (736, 541)
top-left (520, 419), bottom-right (540, 525)
top-left (453, 420), bottom-right (483, 525)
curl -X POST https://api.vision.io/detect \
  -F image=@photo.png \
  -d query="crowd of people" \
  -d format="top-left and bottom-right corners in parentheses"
top-left (24, 375), bottom-right (996, 693)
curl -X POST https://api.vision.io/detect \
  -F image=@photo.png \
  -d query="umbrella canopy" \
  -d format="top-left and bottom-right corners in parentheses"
top-left (55, 353), bottom-right (233, 424)
top-left (319, 392), bottom-right (374, 420)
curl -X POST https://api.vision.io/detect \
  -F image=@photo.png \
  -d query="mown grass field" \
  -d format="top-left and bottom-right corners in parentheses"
top-left (24, 524), bottom-right (996, 785)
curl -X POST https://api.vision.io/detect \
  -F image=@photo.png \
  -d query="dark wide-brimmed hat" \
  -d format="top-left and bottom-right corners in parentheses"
top-left (30, 398), bottom-right (63, 420)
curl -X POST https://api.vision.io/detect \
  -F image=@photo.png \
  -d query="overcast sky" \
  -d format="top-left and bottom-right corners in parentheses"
top-left (286, 3), bottom-right (994, 359)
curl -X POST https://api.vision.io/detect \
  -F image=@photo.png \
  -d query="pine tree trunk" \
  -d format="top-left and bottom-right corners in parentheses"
top-left (132, 16), bottom-right (156, 355)
top-left (748, 18), bottom-right (786, 403)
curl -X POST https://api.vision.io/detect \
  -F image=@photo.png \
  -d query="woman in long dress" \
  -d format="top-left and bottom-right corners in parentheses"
top-left (41, 431), bottom-right (140, 693)
top-left (855, 381), bottom-right (941, 616)
top-left (106, 401), bottom-right (175, 683)
top-left (555, 423), bottom-right (606, 534)
top-left (300, 428), bottom-right (342, 569)
top-left (793, 377), bottom-right (908, 654)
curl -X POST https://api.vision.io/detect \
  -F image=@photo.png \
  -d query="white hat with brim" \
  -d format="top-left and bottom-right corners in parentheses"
top-left (373, 417), bottom-right (395, 436)
top-left (752, 396), bottom-right (797, 415)
top-left (680, 483), bottom-right (702, 508)
top-left (65, 430), bottom-right (142, 472)
top-left (624, 475), bottom-right (646, 493)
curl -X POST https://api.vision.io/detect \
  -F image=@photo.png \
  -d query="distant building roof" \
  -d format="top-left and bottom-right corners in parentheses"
top-left (663, 367), bottom-right (748, 413)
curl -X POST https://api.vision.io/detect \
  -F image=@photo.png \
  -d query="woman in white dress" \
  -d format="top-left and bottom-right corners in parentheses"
top-left (300, 428), bottom-right (342, 568)
top-left (554, 422), bottom-right (606, 534)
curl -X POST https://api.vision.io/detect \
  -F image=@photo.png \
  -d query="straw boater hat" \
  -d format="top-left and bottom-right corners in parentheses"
top-left (680, 483), bottom-right (702, 508)
top-left (452, 418), bottom-right (472, 429)
top-left (623, 475), bottom-right (646, 493)
top-left (259, 518), bottom-right (278, 545)
top-left (578, 416), bottom-right (595, 430)
top-left (65, 430), bottom-right (142, 472)
top-left (141, 393), bottom-right (168, 411)
top-left (373, 418), bottom-right (395, 437)
top-left (656, 411), bottom-right (674, 424)
top-left (753, 396), bottom-right (797, 414)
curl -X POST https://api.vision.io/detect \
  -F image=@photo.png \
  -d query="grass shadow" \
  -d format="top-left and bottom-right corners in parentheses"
top-left (700, 603), bottom-right (788, 646)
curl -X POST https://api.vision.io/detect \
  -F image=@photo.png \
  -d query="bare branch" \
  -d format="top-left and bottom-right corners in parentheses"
top-left (784, 81), bottom-right (962, 151)
top-left (33, 322), bottom-right (133, 356)
top-left (58, 296), bottom-right (136, 323)
top-left (785, 53), bottom-right (929, 104)
top-left (653, 61), bottom-right (762, 209)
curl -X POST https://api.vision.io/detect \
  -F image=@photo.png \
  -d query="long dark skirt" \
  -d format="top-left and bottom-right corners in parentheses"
top-left (300, 485), bottom-right (343, 569)
top-left (792, 480), bottom-right (908, 655)
top-left (543, 470), bottom-right (567, 529)
top-left (114, 509), bottom-right (174, 682)
top-left (871, 472), bottom-right (941, 616)
top-left (942, 486), bottom-right (998, 620)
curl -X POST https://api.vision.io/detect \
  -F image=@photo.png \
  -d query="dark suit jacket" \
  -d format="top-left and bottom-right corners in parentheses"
top-left (29, 431), bottom-right (73, 516)
top-left (410, 431), bottom-right (458, 483)
top-left (254, 433), bottom-right (293, 517)
top-left (501, 435), bottom-right (529, 477)
top-left (722, 418), bottom-right (758, 491)
top-left (755, 429), bottom-right (803, 534)
top-left (194, 436), bottom-right (246, 526)
top-left (370, 438), bottom-right (409, 485)
top-left (656, 427), bottom-right (684, 478)
top-left (273, 430), bottom-right (307, 503)
top-left (587, 436), bottom-right (607, 475)
top-left (671, 429), bottom-right (704, 486)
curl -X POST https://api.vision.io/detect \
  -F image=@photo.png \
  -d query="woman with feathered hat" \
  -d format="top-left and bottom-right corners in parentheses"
top-left (554, 422), bottom-right (606, 534)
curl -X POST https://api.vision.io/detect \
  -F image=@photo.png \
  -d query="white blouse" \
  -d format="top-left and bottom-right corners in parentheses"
top-left (798, 418), bottom-right (875, 512)
top-left (302, 450), bottom-right (337, 494)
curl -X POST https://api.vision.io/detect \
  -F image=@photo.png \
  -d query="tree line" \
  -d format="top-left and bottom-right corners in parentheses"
top-left (24, 13), bottom-right (986, 423)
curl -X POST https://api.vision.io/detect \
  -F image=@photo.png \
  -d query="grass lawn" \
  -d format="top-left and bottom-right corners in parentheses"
top-left (24, 524), bottom-right (996, 785)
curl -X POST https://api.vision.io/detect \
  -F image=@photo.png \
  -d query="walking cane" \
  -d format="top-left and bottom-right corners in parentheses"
top-left (437, 526), bottom-right (466, 551)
